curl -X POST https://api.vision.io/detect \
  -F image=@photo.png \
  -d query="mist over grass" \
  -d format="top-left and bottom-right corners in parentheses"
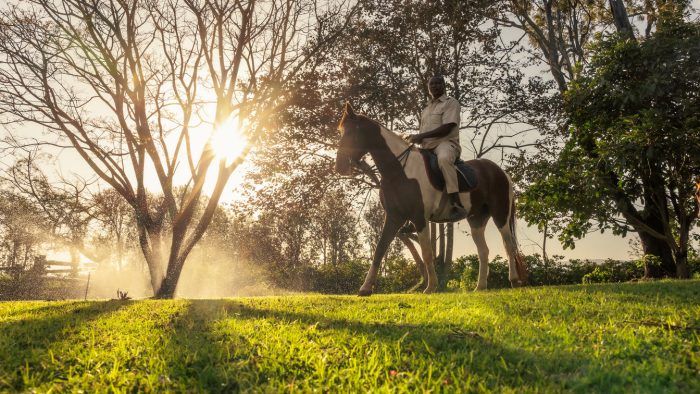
top-left (87, 242), bottom-right (293, 299)
top-left (2, 243), bottom-right (290, 300)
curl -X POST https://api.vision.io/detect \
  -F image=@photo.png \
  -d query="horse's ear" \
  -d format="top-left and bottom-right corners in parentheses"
top-left (344, 101), bottom-right (356, 119)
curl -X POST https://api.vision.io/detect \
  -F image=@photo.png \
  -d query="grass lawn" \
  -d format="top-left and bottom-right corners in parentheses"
top-left (0, 280), bottom-right (699, 393)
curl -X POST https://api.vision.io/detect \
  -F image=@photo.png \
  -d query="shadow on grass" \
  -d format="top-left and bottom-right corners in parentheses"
top-left (162, 300), bottom-right (243, 392)
top-left (161, 299), bottom-right (591, 392)
top-left (0, 302), bottom-right (77, 319)
top-left (0, 301), bottom-right (130, 391)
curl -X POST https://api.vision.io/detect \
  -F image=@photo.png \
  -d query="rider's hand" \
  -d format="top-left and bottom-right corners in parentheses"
top-left (405, 134), bottom-right (422, 144)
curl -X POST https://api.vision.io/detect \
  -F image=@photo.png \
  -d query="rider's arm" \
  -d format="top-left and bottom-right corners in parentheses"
top-left (409, 123), bottom-right (456, 143)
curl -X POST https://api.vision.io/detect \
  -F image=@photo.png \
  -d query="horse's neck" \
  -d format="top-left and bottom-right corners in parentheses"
top-left (369, 126), bottom-right (412, 183)
top-left (378, 126), bottom-right (409, 156)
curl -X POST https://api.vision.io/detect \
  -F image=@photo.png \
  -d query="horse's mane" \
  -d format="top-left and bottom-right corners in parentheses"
top-left (340, 112), bottom-right (408, 146)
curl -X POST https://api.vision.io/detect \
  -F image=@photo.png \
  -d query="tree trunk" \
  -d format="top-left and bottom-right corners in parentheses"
top-left (439, 223), bottom-right (455, 288)
top-left (542, 222), bottom-right (549, 263)
top-left (675, 214), bottom-right (693, 279)
top-left (70, 247), bottom-right (80, 278)
top-left (10, 240), bottom-right (20, 281)
top-left (156, 255), bottom-right (185, 299)
top-left (675, 250), bottom-right (690, 279)
top-left (138, 224), bottom-right (166, 295)
top-left (638, 230), bottom-right (676, 278)
top-left (609, 0), bottom-right (635, 39)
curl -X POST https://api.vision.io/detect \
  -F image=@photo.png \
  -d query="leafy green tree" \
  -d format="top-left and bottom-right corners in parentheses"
top-left (506, 0), bottom-right (700, 276)
top-left (519, 15), bottom-right (700, 277)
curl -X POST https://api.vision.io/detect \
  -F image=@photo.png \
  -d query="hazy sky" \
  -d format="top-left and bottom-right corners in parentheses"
top-left (2, 2), bottom-right (699, 263)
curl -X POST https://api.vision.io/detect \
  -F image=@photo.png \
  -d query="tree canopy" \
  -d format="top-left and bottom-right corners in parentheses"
top-left (517, 8), bottom-right (700, 277)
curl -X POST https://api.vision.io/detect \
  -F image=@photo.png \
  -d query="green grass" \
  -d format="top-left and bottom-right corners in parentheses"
top-left (1, 281), bottom-right (699, 393)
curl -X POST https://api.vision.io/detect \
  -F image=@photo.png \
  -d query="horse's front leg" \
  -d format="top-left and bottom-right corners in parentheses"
top-left (416, 225), bottom-right (438, 294)
top-left (358, 217), bottom-right (402, 297)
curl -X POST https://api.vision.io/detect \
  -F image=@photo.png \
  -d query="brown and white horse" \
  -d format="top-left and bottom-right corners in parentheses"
top-left (335, 103), bottom-right (527, 296)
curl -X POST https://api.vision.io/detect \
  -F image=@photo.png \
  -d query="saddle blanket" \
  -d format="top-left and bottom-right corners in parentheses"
top-left (419, 149), bottom-right (478, 192)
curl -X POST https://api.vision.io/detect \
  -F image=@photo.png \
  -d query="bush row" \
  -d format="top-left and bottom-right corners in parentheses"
top-left (270, 253), bottom-right (700, 294)
top-left (448, 254), bottom-right (700, 291)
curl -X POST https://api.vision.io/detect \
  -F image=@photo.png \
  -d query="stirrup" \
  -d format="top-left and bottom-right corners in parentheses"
top-left (447, 205), bottom-right (468, 222)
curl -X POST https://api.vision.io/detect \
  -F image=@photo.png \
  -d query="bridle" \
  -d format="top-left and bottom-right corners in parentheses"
top-left (341, 118), bottom-right (415, 172)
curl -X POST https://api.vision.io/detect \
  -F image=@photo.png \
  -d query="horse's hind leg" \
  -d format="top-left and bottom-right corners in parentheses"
top-left (495, 181), bottom-right (528, 287)
top-left (358, 216), bottom-right (402, 296)
top-left (498, 223), bottom-right (523, 287)
top-left (469, 215), bottom-right (490, 291)
top-left (397, 233), bottom-right (427, 292)
top-left (416, 226), bottom-right (438, 293)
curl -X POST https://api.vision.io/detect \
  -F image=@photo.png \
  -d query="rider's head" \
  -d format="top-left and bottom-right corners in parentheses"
top-left (428, 75), bottom-right (446, 99)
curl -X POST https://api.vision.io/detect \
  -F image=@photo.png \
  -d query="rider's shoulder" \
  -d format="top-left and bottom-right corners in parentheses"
top-left (443, 96), bottom-right (460, 107)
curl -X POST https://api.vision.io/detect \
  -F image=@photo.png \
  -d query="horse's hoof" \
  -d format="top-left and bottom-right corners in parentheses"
top-left (510, 280), bottom-right (522, 288)
top-left (474, 285), bottom-right (487, 291)
top-left (423, 285), bottom-right (436, 294)
top-left (358, 289), bottom-right (373, 297)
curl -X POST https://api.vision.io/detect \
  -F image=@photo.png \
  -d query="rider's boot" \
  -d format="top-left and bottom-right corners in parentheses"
top-left (448, 192), bottom-right (468, 221)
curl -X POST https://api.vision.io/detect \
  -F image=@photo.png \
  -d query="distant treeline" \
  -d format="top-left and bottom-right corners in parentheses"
top-left (3, 251), bottom-right (700, 300)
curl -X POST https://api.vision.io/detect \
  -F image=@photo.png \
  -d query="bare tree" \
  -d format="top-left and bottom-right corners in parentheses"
top-left (1, 151), bottom-right (98, 268)
top-left (0, 188), bottom-right (46, 278)
top-left (90, 188), bottom-right (138, 270)
top-left (0, 0), bottom-right (356, 297)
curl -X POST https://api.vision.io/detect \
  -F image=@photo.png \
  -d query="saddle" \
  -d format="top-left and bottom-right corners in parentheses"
top-left (419, 149), bottom-right (478, 192)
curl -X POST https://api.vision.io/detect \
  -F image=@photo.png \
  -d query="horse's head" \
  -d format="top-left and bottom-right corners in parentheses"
top-left (335, 102), bottom-right (375, 175)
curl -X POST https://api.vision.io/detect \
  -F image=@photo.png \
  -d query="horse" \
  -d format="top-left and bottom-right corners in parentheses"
top-left (335, 102), bottom-right (527, 296)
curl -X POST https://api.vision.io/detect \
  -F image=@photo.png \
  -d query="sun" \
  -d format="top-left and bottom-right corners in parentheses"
top-left (210, 113), bottom-right (248, 162)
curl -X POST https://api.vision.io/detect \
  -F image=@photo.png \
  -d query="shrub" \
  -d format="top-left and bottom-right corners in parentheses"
top-left (582, 266), bottom-right (613, 284)
top-left (451, 254), bottom-right (511, 290)
top-left (309, 260), bottom-right (367, 294)
top-left (376, 256), bottom-right (421, 293)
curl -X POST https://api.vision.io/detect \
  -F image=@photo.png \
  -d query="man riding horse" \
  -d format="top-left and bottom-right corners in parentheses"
top-left (336, 89), bottom-right (528, 295)
top-left (406, 75), bottom-right (467, 221)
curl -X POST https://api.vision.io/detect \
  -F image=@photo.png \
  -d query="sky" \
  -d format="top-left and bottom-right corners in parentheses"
top-left (2, 2), bottom-right (699, 263)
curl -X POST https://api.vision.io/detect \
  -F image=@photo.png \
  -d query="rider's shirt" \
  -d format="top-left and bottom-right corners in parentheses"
top-left (419, 94), bottom-right (461, 150)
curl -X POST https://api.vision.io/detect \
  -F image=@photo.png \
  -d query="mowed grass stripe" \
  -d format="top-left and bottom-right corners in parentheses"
top-left (0, 280), bottom-right (698, 393)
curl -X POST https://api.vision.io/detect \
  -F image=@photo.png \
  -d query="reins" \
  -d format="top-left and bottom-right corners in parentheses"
top-left (355, 143), bottom-right (414, 174)
top-left (396, 143), bottom-right (414, 170)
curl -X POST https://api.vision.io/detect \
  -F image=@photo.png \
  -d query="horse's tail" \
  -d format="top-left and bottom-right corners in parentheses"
top-left (505, 175), bottom-right (528, 286)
